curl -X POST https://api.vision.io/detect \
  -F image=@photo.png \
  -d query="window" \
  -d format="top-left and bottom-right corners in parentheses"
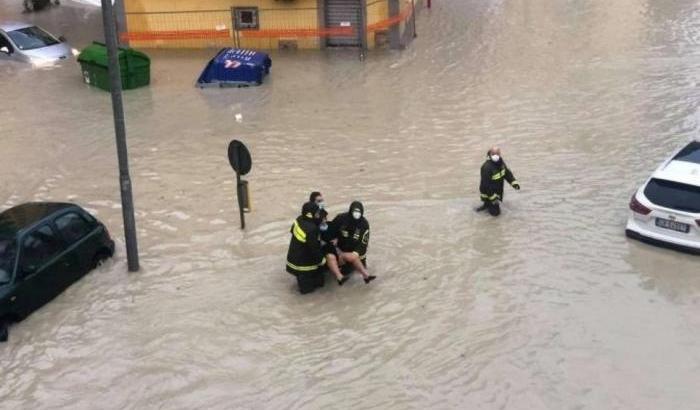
top-left (0, 34), bottom-right (13, 53)
top-left (55, 212), bottom-right (93, 244)
top-left (0, 239), bottom-right (16, 285)
top-left (673, 141), bottom-right (700, 164)
top-left (644, 178), bottom-right (700, 213)
top-left (234, 7), bottom-right (259, 30)
top-left (20, 225), bottom-right (62, 274)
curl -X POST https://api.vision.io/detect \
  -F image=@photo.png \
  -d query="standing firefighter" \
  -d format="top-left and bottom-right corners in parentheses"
top-left (477, 147), bottom-right (520, 216)
top-left (286, 201), bottom-right (326, 294)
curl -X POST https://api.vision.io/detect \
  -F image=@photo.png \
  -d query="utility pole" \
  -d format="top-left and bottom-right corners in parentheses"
top-left (101, 0), bottom-right (140, 272)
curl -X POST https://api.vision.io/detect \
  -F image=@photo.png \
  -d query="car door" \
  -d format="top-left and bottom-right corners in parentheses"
top-left (13, 224), bottom-right (76, 318)
top-left (54, 210), bottom-right (99, 278)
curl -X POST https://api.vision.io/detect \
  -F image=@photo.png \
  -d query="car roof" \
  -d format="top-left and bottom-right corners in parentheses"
top-left (653, 159), bottom-right (700, 187)
top-left (0, 202), bottom-right (78, 238)
top-left (0, 21), bottom-right (33, 32)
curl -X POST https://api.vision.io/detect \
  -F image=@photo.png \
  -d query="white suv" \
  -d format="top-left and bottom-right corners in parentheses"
top-left (626, 139), bottom-right (700, 254)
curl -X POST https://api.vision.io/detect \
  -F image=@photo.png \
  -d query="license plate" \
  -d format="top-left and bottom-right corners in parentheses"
top-left (655, 218), bottom-right (690, 233)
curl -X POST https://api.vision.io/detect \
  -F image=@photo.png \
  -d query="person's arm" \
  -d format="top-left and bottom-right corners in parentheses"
top-left (307, 225), bottom-right (324, 265)
top-left (505, 164), bottom-right (520, 189)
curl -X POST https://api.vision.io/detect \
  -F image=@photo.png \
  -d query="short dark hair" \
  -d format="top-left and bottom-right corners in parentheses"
top-left (310, 191), bottom-right (322, 202)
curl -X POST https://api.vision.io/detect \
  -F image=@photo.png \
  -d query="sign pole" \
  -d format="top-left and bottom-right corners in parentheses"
top-left (236, 171), bottom-right (245, 230)
top-left (101, 0), bottom-right (139, 272)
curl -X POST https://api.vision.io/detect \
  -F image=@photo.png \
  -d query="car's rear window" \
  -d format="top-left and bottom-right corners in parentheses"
top-left (644, 178), bottom-right (700, 213)
top-left (674, 141), bottom-right (700, 164)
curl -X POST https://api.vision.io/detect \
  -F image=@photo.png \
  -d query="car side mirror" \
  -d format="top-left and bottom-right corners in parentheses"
top-left (58, 36), bottom-right (67, 42)
top-left (0, 46), bottom-right (9, 54)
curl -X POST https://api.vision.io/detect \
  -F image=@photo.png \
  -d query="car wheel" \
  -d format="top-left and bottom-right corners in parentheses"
top-left (0, 319), bottom-right (8, 343)
top-left (91, 249), bottom-right (112, 270)
top-left (23, 0), bottom-right (34, 12)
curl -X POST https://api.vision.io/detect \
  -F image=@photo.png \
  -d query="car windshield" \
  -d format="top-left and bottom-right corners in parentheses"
top-left (644, 178), bottom-right (700, 213)
top-left (0, 238), bottom-right (16, 285)
top-left (7, 26), bottom-right (59, 51)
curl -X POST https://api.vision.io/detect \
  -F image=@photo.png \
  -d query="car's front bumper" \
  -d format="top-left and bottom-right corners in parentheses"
top-left (626, 217), bottom-right (700, 255)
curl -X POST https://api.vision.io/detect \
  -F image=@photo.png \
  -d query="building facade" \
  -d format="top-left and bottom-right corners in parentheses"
top-left (122, 0), bottom-right (420, 50)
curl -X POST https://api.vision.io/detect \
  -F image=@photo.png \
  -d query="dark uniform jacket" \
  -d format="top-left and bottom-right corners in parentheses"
top-left (480, 159), bottom-right (518, 203)
top-left (330, 202), bottom-right (370, 261)
top-left (286, 214), bottom-right (325, 275)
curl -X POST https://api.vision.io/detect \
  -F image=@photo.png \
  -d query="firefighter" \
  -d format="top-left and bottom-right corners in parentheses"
top-left (286, 201), bottom-right (326, 294)
top-left (329, 201), bottom-right (376, 284)
top-left (476, 146), bottom-right (520, 216)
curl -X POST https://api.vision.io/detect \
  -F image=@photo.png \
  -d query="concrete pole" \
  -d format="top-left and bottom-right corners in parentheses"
top-left (101, 0), bottom-right (140, 272)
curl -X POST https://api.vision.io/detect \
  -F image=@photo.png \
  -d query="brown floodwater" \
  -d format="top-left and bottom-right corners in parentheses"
top-left (1, 0), bottom-right (699, 409)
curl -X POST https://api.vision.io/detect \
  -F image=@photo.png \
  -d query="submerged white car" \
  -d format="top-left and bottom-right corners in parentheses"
top-left (626, 139), bottom-right (700, 254)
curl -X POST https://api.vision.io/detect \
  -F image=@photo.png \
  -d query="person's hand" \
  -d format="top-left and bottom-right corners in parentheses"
top-left (512, 182), bottom-right (521, 190)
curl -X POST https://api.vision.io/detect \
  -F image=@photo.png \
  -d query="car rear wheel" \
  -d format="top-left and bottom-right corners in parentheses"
top-left (91, 248), bottom-right (113, 270)
top-left (0, 318), bottom-right (8, 343)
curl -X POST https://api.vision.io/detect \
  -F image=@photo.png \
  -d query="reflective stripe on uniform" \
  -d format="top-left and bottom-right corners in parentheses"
top-left (286, 257), bottom-right (326, 272)
top-left (511, 180), bottom-right (519, 186)
top-left (491, 169), bottom-right (506, 180)
top-left (292, 220), bottom-right (307, 243)
top-left (480, 193), bottom-right (500, 201)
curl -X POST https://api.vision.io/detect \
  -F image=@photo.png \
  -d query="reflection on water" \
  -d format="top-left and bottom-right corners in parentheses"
top-left (1, 0), bottom-right (700, 409)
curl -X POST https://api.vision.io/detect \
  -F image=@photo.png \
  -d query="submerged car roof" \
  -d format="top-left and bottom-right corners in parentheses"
top-left (0, 202), bottom-right (76, 238)
top-left (0, 21), bottom-right (33, 32)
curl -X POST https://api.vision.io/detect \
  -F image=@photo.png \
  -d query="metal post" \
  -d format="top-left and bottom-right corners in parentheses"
top-left (236, 172), bottom-right (245, 229)
top-left (101, 0), bottom-right (140, 272)
top-left (357, 6), bottom-right (367, 61)
top-left (411, 0), bottom-right (417, 38)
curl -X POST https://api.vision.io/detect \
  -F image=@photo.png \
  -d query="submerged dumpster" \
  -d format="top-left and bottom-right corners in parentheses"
top-left (77, 42), bottom-right (150, 91)
top-left (196, 48), bottom-right (271, 88)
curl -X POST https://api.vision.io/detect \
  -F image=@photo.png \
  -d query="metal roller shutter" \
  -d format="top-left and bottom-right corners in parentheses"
top-left (325, 0), bottom-right (361, 47)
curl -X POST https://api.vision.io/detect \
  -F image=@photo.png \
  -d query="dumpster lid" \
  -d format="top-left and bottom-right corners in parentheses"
top-left (77, 42), bottom-right (149, 69)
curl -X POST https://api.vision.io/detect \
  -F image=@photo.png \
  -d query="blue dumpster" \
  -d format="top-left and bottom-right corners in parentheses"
top-left (196, 48), bottom-right (271, 88)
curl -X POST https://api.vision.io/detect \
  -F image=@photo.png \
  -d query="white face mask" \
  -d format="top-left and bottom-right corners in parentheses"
top-left (490, 154), bottom-right (500, 162)
top-left (317, 201), bottom-right (325, 210)
top-left (352, 211), bottom-right (362, 220)
top-left (320, 222), bottom-right (328, 232)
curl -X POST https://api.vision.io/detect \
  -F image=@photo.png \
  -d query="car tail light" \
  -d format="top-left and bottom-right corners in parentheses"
top-left (629, 194), bottom-right (652, 215)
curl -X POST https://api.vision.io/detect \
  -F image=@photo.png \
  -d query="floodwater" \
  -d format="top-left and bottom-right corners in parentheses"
top-left (1, 0), bottom-right (700, 409)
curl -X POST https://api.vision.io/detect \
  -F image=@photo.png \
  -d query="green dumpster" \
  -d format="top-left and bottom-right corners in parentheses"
top-left (77, 42), bottom-right (150, 91)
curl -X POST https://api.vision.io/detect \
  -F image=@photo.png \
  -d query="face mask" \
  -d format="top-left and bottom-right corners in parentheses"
top-left (317, 201), bottom-right (325, 210)
top-left (319, 223), bottom-right (328, 232)
top-left (490, 154), bottom-right (500, 162)
top-left (352, 211), bottom-right (362, 220)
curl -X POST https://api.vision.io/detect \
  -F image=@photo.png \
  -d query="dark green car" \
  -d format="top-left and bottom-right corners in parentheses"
top-left (0, 203), bottom-right (114, 342)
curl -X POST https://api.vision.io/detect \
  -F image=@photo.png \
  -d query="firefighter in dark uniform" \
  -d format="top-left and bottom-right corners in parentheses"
top-left (329, 201), bottom-right (376, 284)
top-left (477, 146), bottom-right (520, 216)
top-left (286, 201), bottom-right (326, 294)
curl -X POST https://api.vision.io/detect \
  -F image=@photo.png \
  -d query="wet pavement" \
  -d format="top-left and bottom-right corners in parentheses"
top-left (1, 0), bottom-right (700, 409)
